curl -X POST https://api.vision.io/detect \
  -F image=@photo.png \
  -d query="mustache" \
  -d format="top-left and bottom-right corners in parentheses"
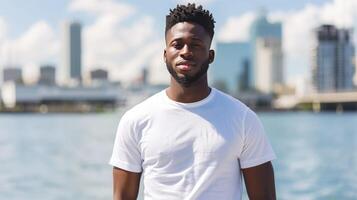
top-left (176, 60), bottom-right (196, 66)
top-left (166, 59), bottom-right (210, 87)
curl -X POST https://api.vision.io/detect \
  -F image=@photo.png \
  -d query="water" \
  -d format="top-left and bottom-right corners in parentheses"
top-left (0, 111), bottom-right (356, 200)
top-left (261, 112), bottom-right (357, 200)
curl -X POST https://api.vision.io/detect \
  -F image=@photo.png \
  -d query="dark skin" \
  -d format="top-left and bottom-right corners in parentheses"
top-left (113, 21), bottom-right (276, 200)
top-left (164, 21), bottom-right (214, 103)
top-left (113, 167), bottom-right (141, 200)
top-left (242, 162), bottom-right (276, 200)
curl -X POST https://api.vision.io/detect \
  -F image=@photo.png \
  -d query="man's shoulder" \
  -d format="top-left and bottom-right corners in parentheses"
top-left (122, 90), bottom-right (165, 121)
top-left (213, 88), bottom-right (249, 112)
top-left (215, 90), bottom-right (261, 126)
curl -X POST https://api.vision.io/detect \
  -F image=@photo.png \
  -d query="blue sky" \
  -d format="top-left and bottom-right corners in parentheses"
top-left (0, 0), bottom-right (355, 87)
top-left (0, 0), bottom-right (328, 37)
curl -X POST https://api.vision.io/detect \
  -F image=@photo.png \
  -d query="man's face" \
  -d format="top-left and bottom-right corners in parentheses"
top-left (164, 22), bottom-right (214, 87)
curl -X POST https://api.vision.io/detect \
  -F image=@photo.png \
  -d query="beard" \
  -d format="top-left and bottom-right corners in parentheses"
top-left (166, 59), bottom-right (210, 87)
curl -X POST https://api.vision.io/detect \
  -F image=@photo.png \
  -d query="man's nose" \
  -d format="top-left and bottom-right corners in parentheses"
top-left (180, 44), bottom-right (193, 58)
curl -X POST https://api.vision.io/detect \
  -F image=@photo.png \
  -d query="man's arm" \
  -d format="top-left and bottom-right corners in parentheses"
top-left (113, 167), bottom-right (141, 200)
top-left (242, 161), bottom-right (276, 200)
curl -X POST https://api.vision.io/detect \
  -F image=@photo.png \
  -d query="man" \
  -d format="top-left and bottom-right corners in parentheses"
top-left (110, 3), bottom-right (276, 200)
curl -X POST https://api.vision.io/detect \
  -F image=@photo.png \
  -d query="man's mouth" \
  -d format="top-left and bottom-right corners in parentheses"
top-left (176, 61), bottom-right (195, 71)
top-left (177, 64), bottom-right (191, 71)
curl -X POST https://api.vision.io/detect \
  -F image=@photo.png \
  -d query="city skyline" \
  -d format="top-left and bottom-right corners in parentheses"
top-left (0, 0), bottom-right (356, 86)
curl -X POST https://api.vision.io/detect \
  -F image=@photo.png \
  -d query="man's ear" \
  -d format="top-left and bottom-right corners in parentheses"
top-left (163, 49), bottom-right (167, 63)
top-left (209, 49), bottom-right (215, 64)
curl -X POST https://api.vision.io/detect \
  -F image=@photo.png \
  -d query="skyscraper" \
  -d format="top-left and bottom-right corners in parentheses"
top-left (3, 67), bottom-right (23, 84)
top-left (250, 10), bottom-right (283, 93)
top-left (141, 67), bottom-right (149, 85)
top-left (312, 24), bottom-right (355, 92)
top-left (38, 65), bottom-right (56, 85)
top-left (209, 42), bottom-right (251, 95)
top-left (255, 38), bottom-right (283, 94)
top-left (90, 69), bottom-right (108, 81)
top-left (62, 21), bottom-right (82, 83)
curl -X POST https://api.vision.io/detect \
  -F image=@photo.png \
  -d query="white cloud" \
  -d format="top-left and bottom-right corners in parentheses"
top-left (0, 17), bottom-right (6, 41)
top-left (13, 21), bottom-right (57, 63)
top-left (0, 21), bottom-right (58, 83)
top-left (217, 12), bottom-right (256, 42)
top-left (68, 0), bottom-right (135, 20)
top-left (0, 17), bottom-right (7, 63)
top-left (319, 0), bottom-right (357, 27)
top-left (273, 4), bottom-right (320, 81)
top-left (148, 49), bottom-right (170, 85)
top-left (0, 17), bottom-right (7, 82)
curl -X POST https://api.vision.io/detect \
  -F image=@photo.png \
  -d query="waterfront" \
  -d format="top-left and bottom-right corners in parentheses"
top-left (0, 111), bottom-right (356, 200)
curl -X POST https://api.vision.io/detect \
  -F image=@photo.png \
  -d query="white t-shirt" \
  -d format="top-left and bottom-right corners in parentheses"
top-left (110, 88), bottom-right (276, 200)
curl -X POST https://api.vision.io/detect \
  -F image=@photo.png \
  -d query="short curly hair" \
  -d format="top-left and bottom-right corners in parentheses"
top-left (165, 3), bottom-right (215, 39)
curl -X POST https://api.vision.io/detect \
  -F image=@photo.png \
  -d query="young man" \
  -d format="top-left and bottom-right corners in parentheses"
top-left (110, 3), bottom-right (276, 200)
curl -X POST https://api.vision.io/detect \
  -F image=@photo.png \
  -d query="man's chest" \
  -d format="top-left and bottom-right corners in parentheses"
top-left (138, 110), bottom-right (242, 170)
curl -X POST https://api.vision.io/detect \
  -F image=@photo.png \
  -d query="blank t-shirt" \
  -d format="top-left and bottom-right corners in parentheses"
top-left (110, 88), bottom-right (276, 200)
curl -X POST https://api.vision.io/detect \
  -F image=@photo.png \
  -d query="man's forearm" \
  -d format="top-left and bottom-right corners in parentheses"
top-left (113, 167), bottom-right (141, 200)
top-left (113, 192), bottom-right (138, 200)
top-left (242, 162), bottom-right (276, 200)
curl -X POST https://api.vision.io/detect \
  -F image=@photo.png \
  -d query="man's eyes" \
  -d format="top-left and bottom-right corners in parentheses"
top-left (173, 43), bottom-right (183, 48)
top-left (171, 43), bottom-right (202, 49)
top-left (191, 43), bottom-right (202, 47)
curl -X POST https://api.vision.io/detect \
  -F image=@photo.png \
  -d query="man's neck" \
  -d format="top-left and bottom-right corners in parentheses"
top-left (166, 75), bottom-right (211, 103)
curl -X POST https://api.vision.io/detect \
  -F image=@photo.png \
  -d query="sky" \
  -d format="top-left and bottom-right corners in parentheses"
top-left (0, 0), bottom-right (356, 86)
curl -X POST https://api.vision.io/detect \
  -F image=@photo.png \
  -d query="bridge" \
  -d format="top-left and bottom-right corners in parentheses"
top-left (274, 91), bottom-right (357, 112)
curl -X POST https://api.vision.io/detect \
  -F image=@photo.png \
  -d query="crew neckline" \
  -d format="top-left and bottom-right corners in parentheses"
top-left (163, 88), bottom-right (216, 108)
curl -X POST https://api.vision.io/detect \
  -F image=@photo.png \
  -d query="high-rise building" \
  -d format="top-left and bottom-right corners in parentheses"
top-left (250, 10), bottom-right (283, 93)
top-left (90, 69), bottom-right (108, 81)
top-left (312, 24), bottom-right (355, 92)
top-left (39, 65), bottom-right (56, 85)
top-left (141, 67), bottom-right (149, 85)
top-left (209, 42), bottom-right (251, 95)
top-left (255, 38), bottom-right (283, 94)
top-left (3, 67), bottom-right (23, 84)
top-left (62, 21), bottom-right (82, 83)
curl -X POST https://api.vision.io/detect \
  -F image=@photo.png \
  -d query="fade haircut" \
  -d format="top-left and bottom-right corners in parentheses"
top-left (165, 3), bottom-right (215, 39)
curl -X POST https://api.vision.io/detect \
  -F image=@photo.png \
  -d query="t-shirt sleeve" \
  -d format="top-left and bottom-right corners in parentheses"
top-left (239, 108), bottom-right (276, 169)
top-left (109, 112), bottom-right (142, 173)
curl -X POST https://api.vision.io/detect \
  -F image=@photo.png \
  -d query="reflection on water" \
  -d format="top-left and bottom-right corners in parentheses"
top-left (260, 112), bottom-right (357, 200)
top-left (0, 113), bottom-right (119, 200)
top-left (0, 112), bottom-right (356, 200)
